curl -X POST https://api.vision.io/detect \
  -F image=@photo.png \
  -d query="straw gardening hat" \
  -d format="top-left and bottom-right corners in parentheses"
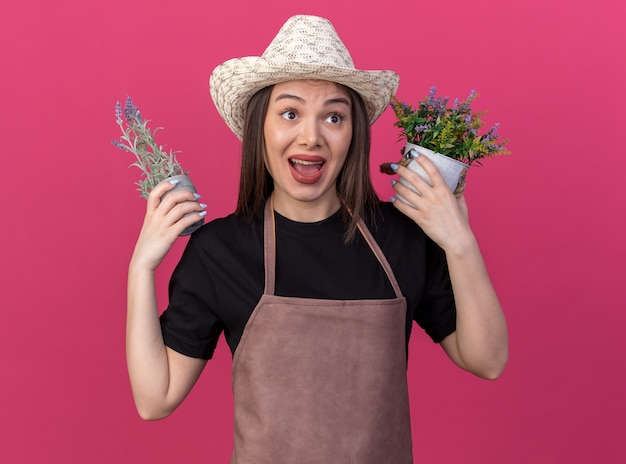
top-left (209, 15), bottom-right (400, 140)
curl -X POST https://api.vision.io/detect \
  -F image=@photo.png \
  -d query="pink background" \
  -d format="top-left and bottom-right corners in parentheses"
top-left (1, 0), bottom-right (625, 462)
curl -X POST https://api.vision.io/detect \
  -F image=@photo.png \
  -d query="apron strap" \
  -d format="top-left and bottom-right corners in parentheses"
top-left (263, 198), bottom-right (403, 299)
top-left (356, 219), bottom-right (403, 299)
top-left (263, 198), bottom-right (277, 295)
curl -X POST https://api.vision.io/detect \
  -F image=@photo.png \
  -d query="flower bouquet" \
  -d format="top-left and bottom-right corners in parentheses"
top-left (381, 87), bottom-right (509, 195)
top-left (112, 96), bottom-right (203, 235)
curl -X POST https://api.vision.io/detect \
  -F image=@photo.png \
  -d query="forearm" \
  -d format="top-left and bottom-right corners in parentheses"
top-left (126, 262), bottom-right (174, 419)
top-left (444, 233), bottom-right (508, 379)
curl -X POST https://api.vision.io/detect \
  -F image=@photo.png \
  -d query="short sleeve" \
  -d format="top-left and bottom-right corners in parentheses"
top-left (160, 237), bottom-right (224, 359)
top-left (413, 238), bottom-right (457, 343)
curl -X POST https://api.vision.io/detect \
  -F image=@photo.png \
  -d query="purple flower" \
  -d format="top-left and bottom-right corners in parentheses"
top-left (484, 123), bottom-right (500, 142)
top-left (459, 89), bottom-right (477, 111)
top-left (124, 96), bottom-right (142, 123)
top-left (115, 101), bottom-right (123, 123)
top-left (437, 97), bottom-right (448, 116)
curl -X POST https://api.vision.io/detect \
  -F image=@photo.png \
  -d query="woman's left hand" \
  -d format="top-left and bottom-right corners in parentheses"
top-left (390, 153), bottom-right (472, 254)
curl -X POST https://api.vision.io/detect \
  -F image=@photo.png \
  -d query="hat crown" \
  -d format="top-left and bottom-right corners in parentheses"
top-left (261, 15), bottom-right (355, 68)
top-left (209, 15), bottom-right (399, 140)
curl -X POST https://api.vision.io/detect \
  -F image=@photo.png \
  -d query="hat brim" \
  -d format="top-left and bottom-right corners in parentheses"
top-left (210, 56), bottom-right (400, 140)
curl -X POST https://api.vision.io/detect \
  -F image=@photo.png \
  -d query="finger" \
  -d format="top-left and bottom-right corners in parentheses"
top-left (394, 164), bottom-right (433, 197)
top-left (391, 178), bottom-right (421, 210)
top-left (412, 153), bottom-right (447, 188)
top-left (146, 178), bottom-right (181, 211)
top-left (163, 199), bottom-right (206, 227)
top-left (159, 189), bottom-right (202, 213)
top-left (154, 188), bottom-right (203, 220)
top-left (391, 192), bottom-right (417, 217)
top-left (176, 209), bottom-right (207, 234)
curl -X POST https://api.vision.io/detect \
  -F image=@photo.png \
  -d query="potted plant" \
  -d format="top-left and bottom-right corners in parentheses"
top-left (112, 96), bottom-right (203, 235)
top-left (382, 87), bottom-right (509, 196)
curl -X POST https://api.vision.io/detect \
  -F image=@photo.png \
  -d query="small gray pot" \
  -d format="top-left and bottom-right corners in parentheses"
top-left (160, 174), bottom-right (204, 236)
top-left (399, 143), bottom-right (469, 201)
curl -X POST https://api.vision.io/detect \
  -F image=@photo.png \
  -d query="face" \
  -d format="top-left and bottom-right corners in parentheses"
top-left (263, 80), bottom-right (352, 220)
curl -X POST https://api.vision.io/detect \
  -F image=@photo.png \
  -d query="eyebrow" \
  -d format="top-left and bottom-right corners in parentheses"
top-left (273, 93), bottom-right (351, 107)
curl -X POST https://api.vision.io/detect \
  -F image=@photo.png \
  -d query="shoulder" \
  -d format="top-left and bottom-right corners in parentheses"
top-left (365, 201), bottom-right (426, 248)
top-left (185, 211), bottom-right (264, 262)
top-left (191, 211), bottom-right (262, 242)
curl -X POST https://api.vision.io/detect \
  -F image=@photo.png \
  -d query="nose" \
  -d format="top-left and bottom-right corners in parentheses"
top-left (297, 117), bottom-right (322, 149)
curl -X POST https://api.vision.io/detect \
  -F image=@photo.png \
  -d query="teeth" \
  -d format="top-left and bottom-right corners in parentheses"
top-left (290, 159), bottom-right (323, 166)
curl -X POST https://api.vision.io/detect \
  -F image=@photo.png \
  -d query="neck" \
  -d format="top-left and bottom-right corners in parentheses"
top-left (270, 191), bottom-right (341, 223)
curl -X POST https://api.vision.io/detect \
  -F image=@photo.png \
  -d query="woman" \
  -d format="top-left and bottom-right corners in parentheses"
top-left (126, 15), bottom-right (508, 463)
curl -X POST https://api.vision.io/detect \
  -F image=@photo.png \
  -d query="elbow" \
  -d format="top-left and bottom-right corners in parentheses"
top-left (480, 365), bottom-right (506, 381)
top-left (134, 400), bottom-right (175, 421)
top-left (137, 409), bottom-right (169, 421)
top-left (476, 351), bottom-right (508, 381)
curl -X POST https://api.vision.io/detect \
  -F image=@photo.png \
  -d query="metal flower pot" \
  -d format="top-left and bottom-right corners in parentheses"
top-left (401, 143), bottom-right (468, 196)
top-left (160, 174), bottom-right (204, 236)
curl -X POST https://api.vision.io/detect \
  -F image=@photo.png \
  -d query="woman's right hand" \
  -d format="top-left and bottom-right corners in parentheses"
top-left (130, 179), bottom-right (207, 272)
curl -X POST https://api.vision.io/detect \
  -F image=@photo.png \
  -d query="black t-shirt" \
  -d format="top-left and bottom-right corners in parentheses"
top-left (160, 201), bottom-right (456, 360)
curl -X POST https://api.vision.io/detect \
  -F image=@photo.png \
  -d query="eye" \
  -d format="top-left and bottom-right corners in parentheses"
top-left (325, 113), bottom-right (345, 125)
top-left (280, 110), bottom-right (298, 121)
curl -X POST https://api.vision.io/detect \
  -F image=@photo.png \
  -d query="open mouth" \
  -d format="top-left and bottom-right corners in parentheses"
top-left (289, 158), bottom-right (324, 175)
top-left (288, 156), bottom-right (326, 184)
